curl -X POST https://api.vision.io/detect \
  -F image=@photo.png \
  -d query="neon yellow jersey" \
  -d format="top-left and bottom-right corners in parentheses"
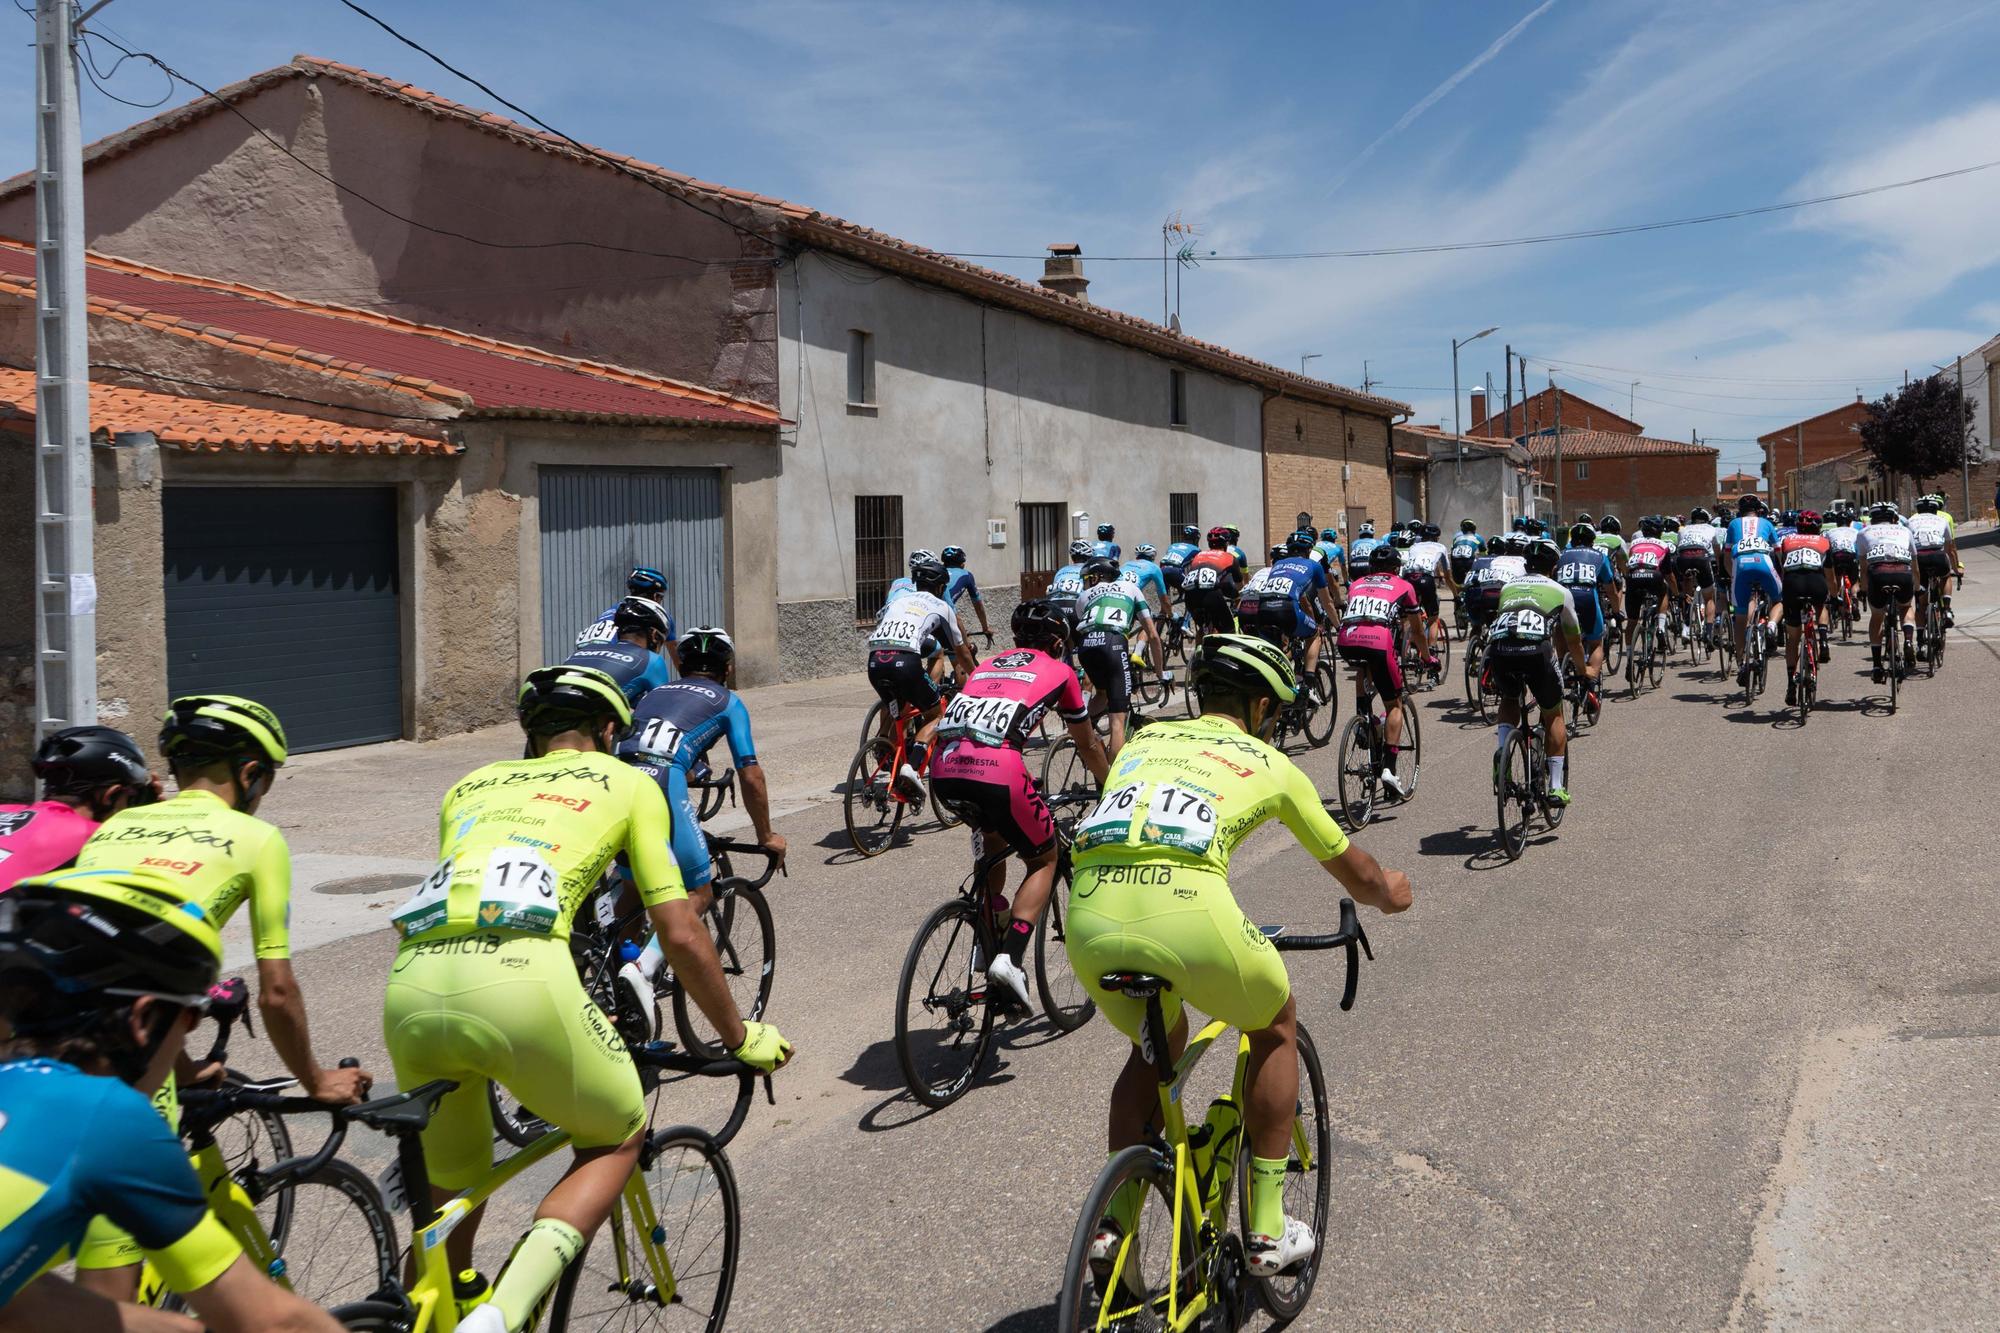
top-left (76, 789), bottom-right (292, 961)
top-left (394, 748), bottom-right (682, 944)
top-left (1072, 715), bottom-right (1348, 874)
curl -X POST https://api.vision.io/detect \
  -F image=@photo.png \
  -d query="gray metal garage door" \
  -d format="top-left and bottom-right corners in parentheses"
top-left (1394, 470), bottom-right (1422, 524)
top-left (539, 467), bottom-right (725, 663)
top-left (164, 486), bottom-right (402, 752)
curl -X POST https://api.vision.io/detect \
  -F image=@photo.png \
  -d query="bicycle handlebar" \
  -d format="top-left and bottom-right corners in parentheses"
top-left (708, 838), bottom-right (785, 891)
top-left (630, 1043), bottom-right (773, 1149)
top-left (178, 1056), bottom-right (366, 1181)
top-left (1265, 898), bottom-right (1374, 1011)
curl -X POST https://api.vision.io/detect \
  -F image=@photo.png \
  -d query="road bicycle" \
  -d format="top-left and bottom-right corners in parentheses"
top-left (1599, 609), bottom-right (1626, 677)
top-left (1052, 900), bottom-right (1372, 1331)
top-left (139, 983), bottom-right (395, 1314)
top-left (1494, 675), bottom-right (1572, 861)
top-left (844, 696), bottom-right (955, 856)
top-left (333, 1049), bottom-right (766, 1332)
top-left (1740, 590), bottom-right (1774, 705)
top-left (1832, 570), bottom-right (1860, 643)
top-left (1917, 570), bottom-right (1960, 676)
top-left (491, 841), bottom-right (781, 1145)
top-left (1462, 625), bottom-right (1499, 723)
top-left (893, 794), bottom-right (1096, 1108)
top-left (1790, 604), bottom-right (1822, 724)
top-left (1624, 594), bottom-right (1667, 696)
top-left (1333, 680), bottom-right (1421, 829)
top-left (1397, 631), bottom-right (1447, 695)
top-left (1713, 600), bottom-right (1737, 682)
top-left (1561, 656), bottom-right (1602, 733)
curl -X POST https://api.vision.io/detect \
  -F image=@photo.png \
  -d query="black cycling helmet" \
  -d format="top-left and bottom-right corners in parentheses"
top-left (1180, 525), bottom-right (1199, 542)
top-left (626, 566), bottom-right (668, 599)
top-left (1422, 523), bottom-right (1441, 541)
top-left (1134, 542), bottom-right (1158, 560)
top-left (159, 695), bottom-right (287, 769)
top-left (1190, 632), bottom-right (1298, 708)
top-left (1010, 598), bottom-right (1069, 653)
top-left (1662, 515), bottom-right (1682, 532)
top-left (1083, 557), bottom-right (1122, 585)
top-left (1285, 530), bottom-right (1315, 556)
top-left (940, 545), bottom-right (968, 567)
top-left (908, 550), bottom-right (948, 593)
top-left (1267, 544), bottom-right (1286, 564)
top-left (32, 726), bottom-right (153, 800)
top-left (611, 596), bottom-right (673, 642)
top-left (1574, 512), bottom-right (1594, 527)
top-left (517, 664), bottom-right (633, 741)
top-left (1737, 494), bottom-right (1764, 515)
top-left (676, 626), bottom-right (735, 678)
top-left (1639, 515), bottom-right (1662, 538)
top-left (1600, 515), bottom-right (1621, 534)
top-left (1388, 530), bottom-right (1414, 549)
top-left (1510, 515), bottom-right (1527, 532)
top-left (1096, 523), bottom-right (1116, 540)
top-left (1523, 539), bottom-right (1561, 575)
top-left (1205, 526), bottom-right (1232, 550)
top-left (1689, 506), bottom-right (1712, 524)
top-left (1524, 517), bottom-right (1548, 537)
top-left (1366, 544), bottom-right (1400, 572)
top-left (1460, 519), bottom-right (1478, 533)
top-left (1222, 524), bottom-right (1242, 543)
top-left (1569, 523), bottom-right (1596, 549)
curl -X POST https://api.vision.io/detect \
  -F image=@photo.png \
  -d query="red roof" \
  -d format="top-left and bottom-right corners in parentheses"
top-left (0, 367), bottom-right (449, 455)
top-left (0, 241), bottom-right (780, 429)
top-left (1521, 429), bottom-right (1717, 461)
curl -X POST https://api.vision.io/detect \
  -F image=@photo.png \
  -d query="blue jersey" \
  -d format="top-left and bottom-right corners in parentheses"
top-left (1315, 540), bottom-right (1345, 572)
top-left (1725, 516), bottom-right (1779, 574)
top-left (1165, 541), bottom-right (1199, 567)
top-left (1555, 545), bottom-right (1615, 610)
top-left (944, 567), bottom-right (981, 606)
top-left (575, 604), bottom-right (677, 652)
top-left (1262, 555), bottom-right (1328, 606)
top-left (1772, 525), bottom-right (1797, 543)
top-left (1120, 558), bottom-right (1168, 605)
top-left (1450, 533), bottom-right (1485, 559)
top-left (1090, 540), bottom-right (1121, 561)
top-left (1349, 536), bottom-right (1381, 567)
top-left (1048, 563), bottom-right (1086, 609)
top-left (619, 678), bottom-right (758, 777)
top-left (564, 639), bottom-right (672, 704)
top-left (0, 1060), bottom-right (231, 1304)
top-left (886, 576), bottom-right (916, 599)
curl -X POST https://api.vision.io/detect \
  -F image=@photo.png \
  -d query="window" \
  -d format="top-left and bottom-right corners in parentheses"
top-left (1019, 501), bottom-right (1065, 576)
top-left (1575, 461), bottom-right (1590, 480)
top-left (853, 494), bottom-right (902, 620)
top-left (1169, 368), bottom-right (1188, 427)
top-left (847, 329), bottom-right (875, 407)
top-left (1169, 492), bottom-right (1199, 536)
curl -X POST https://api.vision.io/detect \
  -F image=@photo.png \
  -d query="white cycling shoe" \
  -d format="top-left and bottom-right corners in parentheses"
top-left (1246, 1216), bottom-right (1317, 1277)
top-left (986, 953), bottom-right (1035, 1015)
top-left (457, 1306), bottom-right (507, 1333)
top-left (615, 961), bottom-right (657, 1039)
top-left (1379, 767), bottom-right (1406, 798)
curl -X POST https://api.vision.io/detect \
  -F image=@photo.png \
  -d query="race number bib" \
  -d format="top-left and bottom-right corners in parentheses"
top-left (1558, 562), bottom-right (1598, 586)
top-left (1140, 784), bottom-right (1216, 855)
top-left (1631, 549), bottom-right (1661, 569)
top-left (870, 614), bottom-right (928, 651)
top-left (940, 692), bottom-right (1022, 747)
top-left (390, 857), bottom-right (455, 939)
top-left (1344, 594), bottom-right (1397, 623)
top-left (391, 847), bottom-right (560, 940)
top-left (1188, 567), bottom-right (1219, 589)
top-left (630, 718), bottom-right (684, 760)
top-left (1076, 782), bottom-right (1145, 851)
top-left (573, 617), bottom-right (617, 648)
top-left (1088, 600), bottom-right (1132, 631)
top-left (1493, 607), bottom-right (1549, 641)
top-left (1053, 574), bottom-right (1084, 595)
top-left (1783, 546), bottom-right (1824, 570)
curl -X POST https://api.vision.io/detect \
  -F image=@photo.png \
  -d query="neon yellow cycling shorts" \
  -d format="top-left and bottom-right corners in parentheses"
top-left (1063, 864), bottom-right (1289, 1041)
top-left (384, 932), bottom-right (646, 1191)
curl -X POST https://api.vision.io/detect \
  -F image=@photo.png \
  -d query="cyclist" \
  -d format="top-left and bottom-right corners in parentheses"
top-left (1316, 526), bottom-right (1347, 580)
top-left (1556, 523), bottom-right (1616, 689)
top-left (1122, 543), bottom-right (1171, 619)
top-left (1267, 532), bottom-right (1340, 672)
top-left (1448, 520), bottom-right (1484, 587)
top-left (1064, 634), bottom-right (1412, 1280)
top-left (1824, 502), bottom-right (1863, 624)
top-left (1857, 501), bottom-right (1917, 682)
top-left (1220, 524), bottom-right (1250, 576)
top-left (1074, 558), bottom-right (1162, 757)
top-left (1047, 539), bottom-right (1094, 624)
top-left (1772, 509), bottom-right (1799, 542)
top-left (1337, 544), bottom-right (1424, 797)
top-left (614, 627), bottom-right (786, 1018)
top-left (867, 552), bottom-right (975, 796)
top-left (1722, 496), bottom-right (1783, 690)
top-left (1348, 520), bottom-right (1381, 571)
top-left (0, 868), bottom-right (345, 1333)
top-left (1908, 495), bottom-right (1961, 630)
top-left (563, 595), bottom-right (673, 703)
top-left (386, 665), bottom-right (790, 1333)
top-left (940, 545), bottom-right (994, 642)
top-left (1403, 523), bottom-right (1455, 652)
top-left (1776, 510), bottom-right (1832, 706)
top-left (1, 727), bottom-right (157, 887)
top-left (1091, 522), bottom-right (1121, 562)
top-left (1672, 508), bottom-right (1722, 646)
top-left (1165, 525), bottom-right (1201, 570)
top-left (1488, 540), bottom-right (1593, 806)
top-left (931, 599), bottom-right (1108, 1013)
top-left (574, 566), bottom-right (675, 652)
top-left (1461, 532), bottom-right (1526, 634)
top-left (1236, 546), bottom-right (1285, 643)
top-left (1622, 517), bottom-right (1680, 644)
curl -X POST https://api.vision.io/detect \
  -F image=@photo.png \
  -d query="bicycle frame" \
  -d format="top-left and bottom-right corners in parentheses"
top-left (137, 1135), bottom-right (292, 1305)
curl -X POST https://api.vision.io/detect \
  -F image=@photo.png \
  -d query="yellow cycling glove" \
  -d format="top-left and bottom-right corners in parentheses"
top-left (734, 1020), bottom-right (793, 1071)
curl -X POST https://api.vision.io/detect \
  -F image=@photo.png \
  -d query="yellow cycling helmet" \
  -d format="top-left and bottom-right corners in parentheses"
top-left (160, 694), bottom-right (288, 767)
top-left (517, 664), bottom-right (633, 737)
top-left (0, 868), bottom-right (223, 1005)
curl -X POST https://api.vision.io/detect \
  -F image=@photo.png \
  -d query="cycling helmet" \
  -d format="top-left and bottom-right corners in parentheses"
top-left (1010, 598), bottom-right (1069, 653)
top-left (1083, 557), bottom-right (1122, 585)
top-left (1358, 521), bottom-right (1376, 538)
top-left (676, 627), bottom-right (735, 677)
top-left (1134, 542), bottom-right (1158, 560)
top-left (1320, 527), bottom-right (1340, 542)
top-left (1569, 523), bottom-right (1596, 549)
top-left (1524, 517), bottom-right (1548, 537)
top-left (611, 596), bottom-right (673, 641)
top-left (1286, 530), bottom-right (1315, 556)
top-left (1368, 543), bottom-right (1402, 572)
top-left (1737, 494), bottom-right (1764, 515)
top-left (1869, 501), bottom-right (1899, 523)
top-left (1262, 544), bottom-right (1282, 563)
top-left (1460, 519), bottom-right (1478, 533)
top-left (1690, 506), bottom-right (1711, 525)
top-left (940, 545), bottom-right (968, 567)
top-left (1796, 509), bottom-right (1822, 534)
top-left (1600, 515), bottom-right (1621, 534)
top-left (1639, 516), bottom-right (1662, 538)
top-left (1388, 530), bottom-right (1414, 549)
top-left (626, 566), bottom-right (668, 599)
top-left (1422, 523), bottom-right (1441, 542)
top-left (32, 726), bottom-right (153, 799)
top-left (1190, 633), bottom-right (1297, 706)
top-left (1915, 495), bottom-right (1940, 513)
top-left (1222, 524), bottom-right (1242, 544)
top-left (908, 550), bottom-right (948, 593)
top-left (1662, 516), bottom-right (1682, 533)
top-left (1070, 539), bottom-right (1095, 561)
top-left (517, 664), bottom-right (633, 739)
top-left (1523, 539), bottom-right (1562, 575)
top-left (1575, 512), bottom-right (1594, 526)
top-left (1180, 525), bottom-right (1199, 543)
top-left (159, 695), bottom-right (287, 768)
top-left (1205, 526), bottom-right (1232, 549)
top-left (1096, 522), bottom-right (1116, 540)
top-left (1510, 516), bottom-right (1527, 532)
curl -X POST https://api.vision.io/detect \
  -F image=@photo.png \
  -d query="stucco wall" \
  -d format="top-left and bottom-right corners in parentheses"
top-left (0, 75), bottom-right (782, 404)
top-left (774, 251), bottom-right (1264, 677)
top-left (1422, 451), bottom-right (1535, 535)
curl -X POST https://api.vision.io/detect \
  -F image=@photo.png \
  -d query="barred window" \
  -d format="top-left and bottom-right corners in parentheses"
top-left (1019, 502), bottom-right (1064, 576)
top-left (1170, 492), bottom-right (1199, 535)
top-left (854, 494), bottom-right (903, 620)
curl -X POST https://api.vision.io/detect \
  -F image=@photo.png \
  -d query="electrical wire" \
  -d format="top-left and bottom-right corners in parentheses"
top-left (77, 32), bottom-right (175, 109)
top-left (1518, 353), bottom-right (1903, 388)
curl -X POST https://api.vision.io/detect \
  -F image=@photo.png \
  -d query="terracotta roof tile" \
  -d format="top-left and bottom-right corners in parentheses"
top-left (1520, 428), bottom-right (1718, 461)
top-left (0, 366), bottom-right (453, 456)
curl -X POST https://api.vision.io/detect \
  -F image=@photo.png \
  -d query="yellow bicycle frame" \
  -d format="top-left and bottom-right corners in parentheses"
top-left (137, 1136), bottom-right (288, 1306)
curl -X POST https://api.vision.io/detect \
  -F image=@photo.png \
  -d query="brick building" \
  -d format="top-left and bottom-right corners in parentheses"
top-left (1261, 396), bottom-right (1396, 545)
top-left (1469, 386), bottom-right (1642, 441)
top-left (1718, 470), bottom-right (1763, 508)
top-left (1760, 398), bottom-right (1868, 507)
top-left (1524, 429), bottom-right (1719, 521)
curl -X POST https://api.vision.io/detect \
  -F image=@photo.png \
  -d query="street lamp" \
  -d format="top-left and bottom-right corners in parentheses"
top-left (1451, 326), bottom-right (1499, 479)
top-left (1301, 353), bottom-right (1321, 376)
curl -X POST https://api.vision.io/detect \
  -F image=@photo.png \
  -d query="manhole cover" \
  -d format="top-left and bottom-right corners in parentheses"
top-left (314, 873), bottom-right (414, 897)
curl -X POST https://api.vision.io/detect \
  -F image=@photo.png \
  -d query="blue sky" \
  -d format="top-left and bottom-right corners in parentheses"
top-left (5, 0), bottom-right (1998, 474)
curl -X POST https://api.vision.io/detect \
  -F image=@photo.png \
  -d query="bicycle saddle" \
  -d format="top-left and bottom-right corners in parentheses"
top-left (1098, 971), bottom-right (1172, 998)
top-left (343, 1079), bottom-right (459, 1132)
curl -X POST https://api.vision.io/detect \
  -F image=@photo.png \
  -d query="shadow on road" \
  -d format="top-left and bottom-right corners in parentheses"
top-left (1418, 824), bottom-right (1520, 871)
top-left (985, 1301), bottom-right (1059, 1332)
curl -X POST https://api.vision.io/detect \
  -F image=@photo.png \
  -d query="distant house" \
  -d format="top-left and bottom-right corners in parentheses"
top-left (1469, 386), bottom-right (1643, 441)
top-left (1718, 470), bottom-right (1763, 509)
top-left (1523, 428), bottom-right (1719, 522)
top-left (1759, 399), bottom-right (1868, 508)
top-left (1396, 424), bottom-right (1537, 533)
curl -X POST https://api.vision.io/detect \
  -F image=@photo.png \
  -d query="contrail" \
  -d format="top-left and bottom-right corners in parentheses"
top-left (1329, 0), bottom-right (1558, 191)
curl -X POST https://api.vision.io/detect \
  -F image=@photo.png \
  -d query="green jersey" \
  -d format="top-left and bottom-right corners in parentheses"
top-left (1594, 534), bottom-right (1627, 568)
top-left (1492, 575), bottom-right (1579, 646)
top-left (1075, 580), bottom-right (1149, 643)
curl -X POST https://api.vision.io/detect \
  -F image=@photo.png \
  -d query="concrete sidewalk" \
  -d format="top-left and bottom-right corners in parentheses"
top-left (243, 670), bottom-right (880, 969)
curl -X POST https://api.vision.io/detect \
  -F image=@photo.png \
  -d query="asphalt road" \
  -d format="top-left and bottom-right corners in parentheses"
top-left (253, 543), bottom-right (2000, 1331)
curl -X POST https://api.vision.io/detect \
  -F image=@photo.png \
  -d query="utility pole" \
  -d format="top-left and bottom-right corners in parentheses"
top-left (1630, 380), bottom-right (1639, 421)
top-left (1552, 378), bottom-right (1564, 521)
top-left (1502, 344), bottom-right (1514, 440)
top-left (33, 0), bottom-right (98, 737)
top-left (1794, 424), bottom-right (1804, 510)
top-left (1361, 359), bottom-right (1376, 393)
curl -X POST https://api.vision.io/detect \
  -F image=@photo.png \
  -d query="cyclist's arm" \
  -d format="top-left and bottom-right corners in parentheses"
top-left (180, 1255), bottom-right (344, 1333)
top-left (1271, 758), bottom-right (1412, 914)
top-left (721, 701), bottom-right (781, 854)
top-left (246, 832), bottom-right (366, 1104)
top-left (0, 1274), bottom-right (201, 1331)
top-left (629, 777), bottom-right (747, 1049)
top-left (967, 573), bottom-right (992, 634)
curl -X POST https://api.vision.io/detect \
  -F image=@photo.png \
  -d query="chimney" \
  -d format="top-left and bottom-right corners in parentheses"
top-left (1469, 388), bottom-right (1487, 433)
top-left (1040, 243), bottom-right (1088, 301)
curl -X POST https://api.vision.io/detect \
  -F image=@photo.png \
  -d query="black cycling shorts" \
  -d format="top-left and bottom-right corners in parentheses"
top-left (1185, 588), bottom-right (1237, 635)
top-left (1488, 643), bottom-right (1564, 711)
top-left (1409, 575), bottom-right (1440, 619)
top-left (1916, 551), bottom-right (1952, 588)
top-left (1781, 570), bottom-right (1828, 626)
top-left (1239, 599), bottom-right (1295, 648)
top-left (1448, 555), bottom-right (1474, 584)
top-left (867, 649), bottom-right (938, 712)
top-left (1076, 642), bottom-right (1132, 713)
top-left (1671, 555), bottom-right (1715, 589)
top-left (1624, 580), bottom-right (1665, 621)
top-left (1864, 565), bottom-right (1914, 611)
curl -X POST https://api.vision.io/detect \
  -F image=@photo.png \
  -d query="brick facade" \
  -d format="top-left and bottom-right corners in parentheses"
top-left (1793, 447), bottom-right (2000, 521)
top-left (1262, 396), bottom-right (1395, 547)
top-left (1470, 387), bottom-right (1642, 440)
top-left (1761, 400), bottom-right (1869, 506)
top-left (1541, 452), bottom-right (1717, 521)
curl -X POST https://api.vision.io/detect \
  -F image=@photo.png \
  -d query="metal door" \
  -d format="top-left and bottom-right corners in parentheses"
top-left (539, 467), bottom-right (725, 662)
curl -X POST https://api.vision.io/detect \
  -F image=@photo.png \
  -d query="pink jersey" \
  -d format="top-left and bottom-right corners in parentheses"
top-left (1339, 574), bottom-right (1419, 628)
top-left (0, 801), bottom-right (99, 887)
top-left (1626, 538), bottom-right (1673, 576)
top-left (935, 647), bottom-right (1088, 752)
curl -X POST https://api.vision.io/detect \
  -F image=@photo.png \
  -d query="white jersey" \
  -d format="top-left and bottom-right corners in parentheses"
top-left (1824, 525), bottom-right (1860, 555)
top-left (1404, 541), bottom-right (1449, 577)
top-left (1906, 513), bottom-right (1950, 552)
top-left (869, 590), bottom-right (962, 653)
top-left (1241, 567), bottom-right (1273, 596)
top-left (1490, 554), bottom-right (1528, 582)
top-left (1856, 523), bottom-right (1914, 566)
top-left (1677, 522), bottom-right (1721, 555)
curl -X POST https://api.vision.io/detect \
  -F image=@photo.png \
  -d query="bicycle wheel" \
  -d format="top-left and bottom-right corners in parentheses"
top-left (1302, 662), bottom-right (1338, 748)
top-left (1391, 701), bottom-right (1421, 801)
top-left (843, 736), bottom-right (903, 857)
top-left (1646, 620), bottom-right (1666, 689)
top-left (671, 887), bottom-right (776, 1058)
top-left (929, 768), bottom-right (964, 828)
top-left (490, 1079), bottom-right (553, 1147)
top-left (257, 1159), bottom-right (400, 1312)
top-left (893, 899), bottom-right (997, 1108)
top-left (1334, 716), bottom-right (1378, 829)
top-left (547, 1127), bottom-right (739, 1332)
top-left (1544, 736), bottom-right (1571, 830)
top-left (1055, 1143), bottom-right (1201, 1332)
top-left (1245, 1022), bottom-right (1333, 1320)
top-left (1432, 627), bottom-right (1452, 679)
top-left (331, 1303), bottom-right (412, 1331)
top-left (858, 698), bottom-right (884, 751)
top-left (1496, 730), bottom-right (1534, 860)
top-left (1602, 621), bottom-right (1625, 677)
top-left (1463, 643), bottom-right (1484, 711)
top-left (213, 1075), bottom-right (296, 1251)
top-left (1034, 878), bottom-right (1095, 1034)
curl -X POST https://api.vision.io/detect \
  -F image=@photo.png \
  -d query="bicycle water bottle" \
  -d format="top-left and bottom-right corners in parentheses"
top-left (619, 940), bottom-right (642, 964)
top-left (1190, 1095), bottom-right (1241, 1185)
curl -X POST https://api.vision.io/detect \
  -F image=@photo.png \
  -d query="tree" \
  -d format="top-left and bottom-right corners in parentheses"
top-left (1857, 373), bottom-right (1975, 487)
